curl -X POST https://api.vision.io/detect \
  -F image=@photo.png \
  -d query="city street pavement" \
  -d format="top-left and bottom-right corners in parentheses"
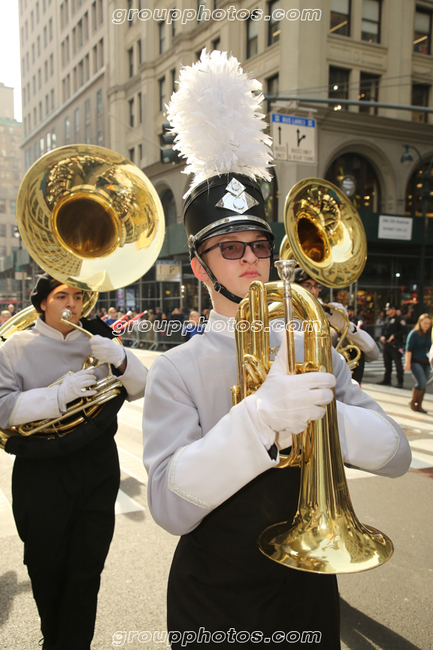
top-left (0, 349), bottom-right (432, 649)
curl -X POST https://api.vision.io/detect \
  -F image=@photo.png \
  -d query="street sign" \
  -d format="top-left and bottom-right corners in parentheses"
top-left (378, 215), bottom-right (413, 241)
top-left (271, 114), bottom-right (317, 164)
top-left (156, 260), bottom-right (182, 282)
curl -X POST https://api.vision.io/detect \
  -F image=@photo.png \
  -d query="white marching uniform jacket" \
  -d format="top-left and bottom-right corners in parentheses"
top-left (143, 311), bottom-right (411, 537)
top-left (344, 322), bottom-right (380, 363)
top-left (0, 317), bottom-right (147, 429)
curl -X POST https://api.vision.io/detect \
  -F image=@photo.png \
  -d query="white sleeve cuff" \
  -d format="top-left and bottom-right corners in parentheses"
top-left (167, 401), bottom-right (278, 509)
top-left (337, 401), bottom-right (401, 472)
top-left (119, 350), bottom-right (148, 399)
top-left (9, 385), bottom-right (62, 427)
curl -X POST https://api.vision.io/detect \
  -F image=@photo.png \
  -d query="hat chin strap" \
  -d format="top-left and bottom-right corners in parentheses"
top-left (194, 249), bottom-right (244, 305)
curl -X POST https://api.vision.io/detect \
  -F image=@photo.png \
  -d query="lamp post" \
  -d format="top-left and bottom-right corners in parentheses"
top-left (401, 144), bottom-right (433, 314)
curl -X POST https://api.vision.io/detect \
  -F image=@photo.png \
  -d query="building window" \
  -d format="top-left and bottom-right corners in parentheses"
top-left (161, 188), bottom-right (177, 227)
top-left (171, 68), bottom-right (176, 93)
top-left (85, 98), bottom-right (91, 125)
top-left (0, 202), bottom-right (6, 215)
top-left (92, 1), bottom-right (97, 30)
top-left (325, 153), bottom-right (381, 213)
top-left (361, 0), bottom-right (381, 43)
top-left (74, 107), bottom-right (80, 132)
top-left (129, 98), bottom-right (134, 127)
top-left (96, 89), bottom-right (103, 115)
top-left (414, 8), bottom-right (432, 55)
top-left (138, 92), bottom-right (142, 123)
top-left (266, 74), bottom-right (279, 113)
top-left (159, 77), bottom-right (166, 112)
top-left (93, 45), bottom-right (98, 73)
top-left (268, 1), bottom-right (281, 45)
top-left (128, 47), bottom-right (134, 77)
top-left (329, 66), bottom-right (350, 110)
top-left (99, 38), bottom-right (104, 67)
top-left (212, 37), bottom-right (220, 51)
top-left (159, 22), bottom-right (165, 54)
top-left (138, 39), bottom-right (142, 64)
top-left (359, 72), bottom-right (380, 114)
top-left (405, 161), bottom-right (433, 217)
top-left (329, 0), bottom-right (351, 37)
top-left (197, 0), bottom-right (207, 22)
top-left (138, 143), bottom-right (142, 160)
top-left (65, 116), bottom-right (70, 139)
top-left (412, 83), bottom-right (430, 123)
top-left (128, 147), bottom-right (135, 163)
top-left (97, 129), bottom-right (103, 146)
top-left (246, 12), bottom-right (259, 59)
top-left (171, 9), bottom-right (176, 38)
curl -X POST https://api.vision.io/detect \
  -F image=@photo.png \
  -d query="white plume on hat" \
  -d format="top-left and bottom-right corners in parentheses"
top-left (166, 49), bottom-right (273, 196)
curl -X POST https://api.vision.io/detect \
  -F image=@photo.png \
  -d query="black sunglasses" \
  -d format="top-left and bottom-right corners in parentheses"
top-left (201, 240), bottom-right (273, 260)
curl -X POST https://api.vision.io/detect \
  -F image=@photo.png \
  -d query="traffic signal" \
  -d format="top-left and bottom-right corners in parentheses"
top-left (160, 122), bottom-right (179, 164)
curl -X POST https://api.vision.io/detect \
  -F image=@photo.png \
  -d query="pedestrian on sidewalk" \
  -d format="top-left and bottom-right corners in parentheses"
top-left (404, 313), bottom-right (432, 413)
top-left (377, 303), bottom-right (406, 388)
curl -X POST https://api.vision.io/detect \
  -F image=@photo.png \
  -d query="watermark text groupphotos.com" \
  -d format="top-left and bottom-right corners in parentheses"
top-left (112, 6), bottom-right (322, 25)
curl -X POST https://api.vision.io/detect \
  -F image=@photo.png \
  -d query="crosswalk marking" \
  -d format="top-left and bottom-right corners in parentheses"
top-left (0, 488), bottom-right (17, 538)
top-left (410, 451), bottom-right (433, 470)
top-left (115, 489), bottom-right (145, 515)
top-left (410, 439), bottom-right (433, 453)
top-left (118, 446), bottom-right (148, 486)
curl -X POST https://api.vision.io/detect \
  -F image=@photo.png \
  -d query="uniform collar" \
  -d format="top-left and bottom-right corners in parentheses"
top-left (206, 310), bottom-right (236, 339)
top-left (34, 316), bottom-right (84, 342)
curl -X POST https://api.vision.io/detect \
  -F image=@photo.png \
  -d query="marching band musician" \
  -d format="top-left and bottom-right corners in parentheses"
top-left (142, 51), bottom-right (411, 649)
top-left (0, 273), bottom-right (147, 650)
top-left (293, 267), bottom-right (380, 384)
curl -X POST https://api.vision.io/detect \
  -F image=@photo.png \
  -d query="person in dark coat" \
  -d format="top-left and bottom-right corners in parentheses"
top-left (377, 303), bottom-right (407, 387)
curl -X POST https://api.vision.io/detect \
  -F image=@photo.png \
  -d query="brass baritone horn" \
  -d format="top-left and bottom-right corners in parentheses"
top-left (231, 180), bottom-right (393, 574)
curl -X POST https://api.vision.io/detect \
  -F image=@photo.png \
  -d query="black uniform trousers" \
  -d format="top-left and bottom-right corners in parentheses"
top-left (168, 462), bottom-right (340, 650)
top-left (11, 427), bottom-right (120, 650)
top-left (382, 343), bottom-right (403, 384)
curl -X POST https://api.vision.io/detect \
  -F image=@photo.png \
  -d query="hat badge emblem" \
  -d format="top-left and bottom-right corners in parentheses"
top-left (215, 179), bottom-right (259, 214)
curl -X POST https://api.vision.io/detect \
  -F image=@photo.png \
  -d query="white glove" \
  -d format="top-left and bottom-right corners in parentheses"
top-left (327, 302), bottom-right (350, 333)
top-left (244, 335), bottom-right (336, 450)
top-left (57, 368), bottom-right (97, 412)
top-left (89, 335), bottom-right (126, 368)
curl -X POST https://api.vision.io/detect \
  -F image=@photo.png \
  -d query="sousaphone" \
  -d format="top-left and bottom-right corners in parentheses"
top-left (0, 144), bottom-right (165, 446)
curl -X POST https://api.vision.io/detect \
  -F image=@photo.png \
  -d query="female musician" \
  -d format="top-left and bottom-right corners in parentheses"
top-left (404, 313), bottom-right (432, 412)
top-left (142, 51), bottom-right (411, 649)
top-left (0, 274), bottom-right (147, 650)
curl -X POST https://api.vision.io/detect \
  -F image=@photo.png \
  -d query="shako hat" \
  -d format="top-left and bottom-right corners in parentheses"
top-left (166, 49), bottom-right (274, 303)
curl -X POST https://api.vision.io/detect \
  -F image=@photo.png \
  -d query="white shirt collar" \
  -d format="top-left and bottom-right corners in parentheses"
top-left (205, 310), bottom-right (236, 339)
top-left (34, 316), bottom-right (85, 342)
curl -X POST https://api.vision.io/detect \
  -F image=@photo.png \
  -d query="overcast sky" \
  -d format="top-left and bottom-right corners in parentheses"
top-left (0, 0), bottom-right (22, 121)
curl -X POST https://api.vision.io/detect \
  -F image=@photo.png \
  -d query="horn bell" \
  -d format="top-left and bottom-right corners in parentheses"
top-left (16, 144), bottom-right (165, 293)
top-left (280, 178), bottom-right (367, 288)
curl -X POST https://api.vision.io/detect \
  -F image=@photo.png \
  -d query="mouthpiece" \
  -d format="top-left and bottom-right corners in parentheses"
top-left (60, 308), bottom-right (72, 321)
